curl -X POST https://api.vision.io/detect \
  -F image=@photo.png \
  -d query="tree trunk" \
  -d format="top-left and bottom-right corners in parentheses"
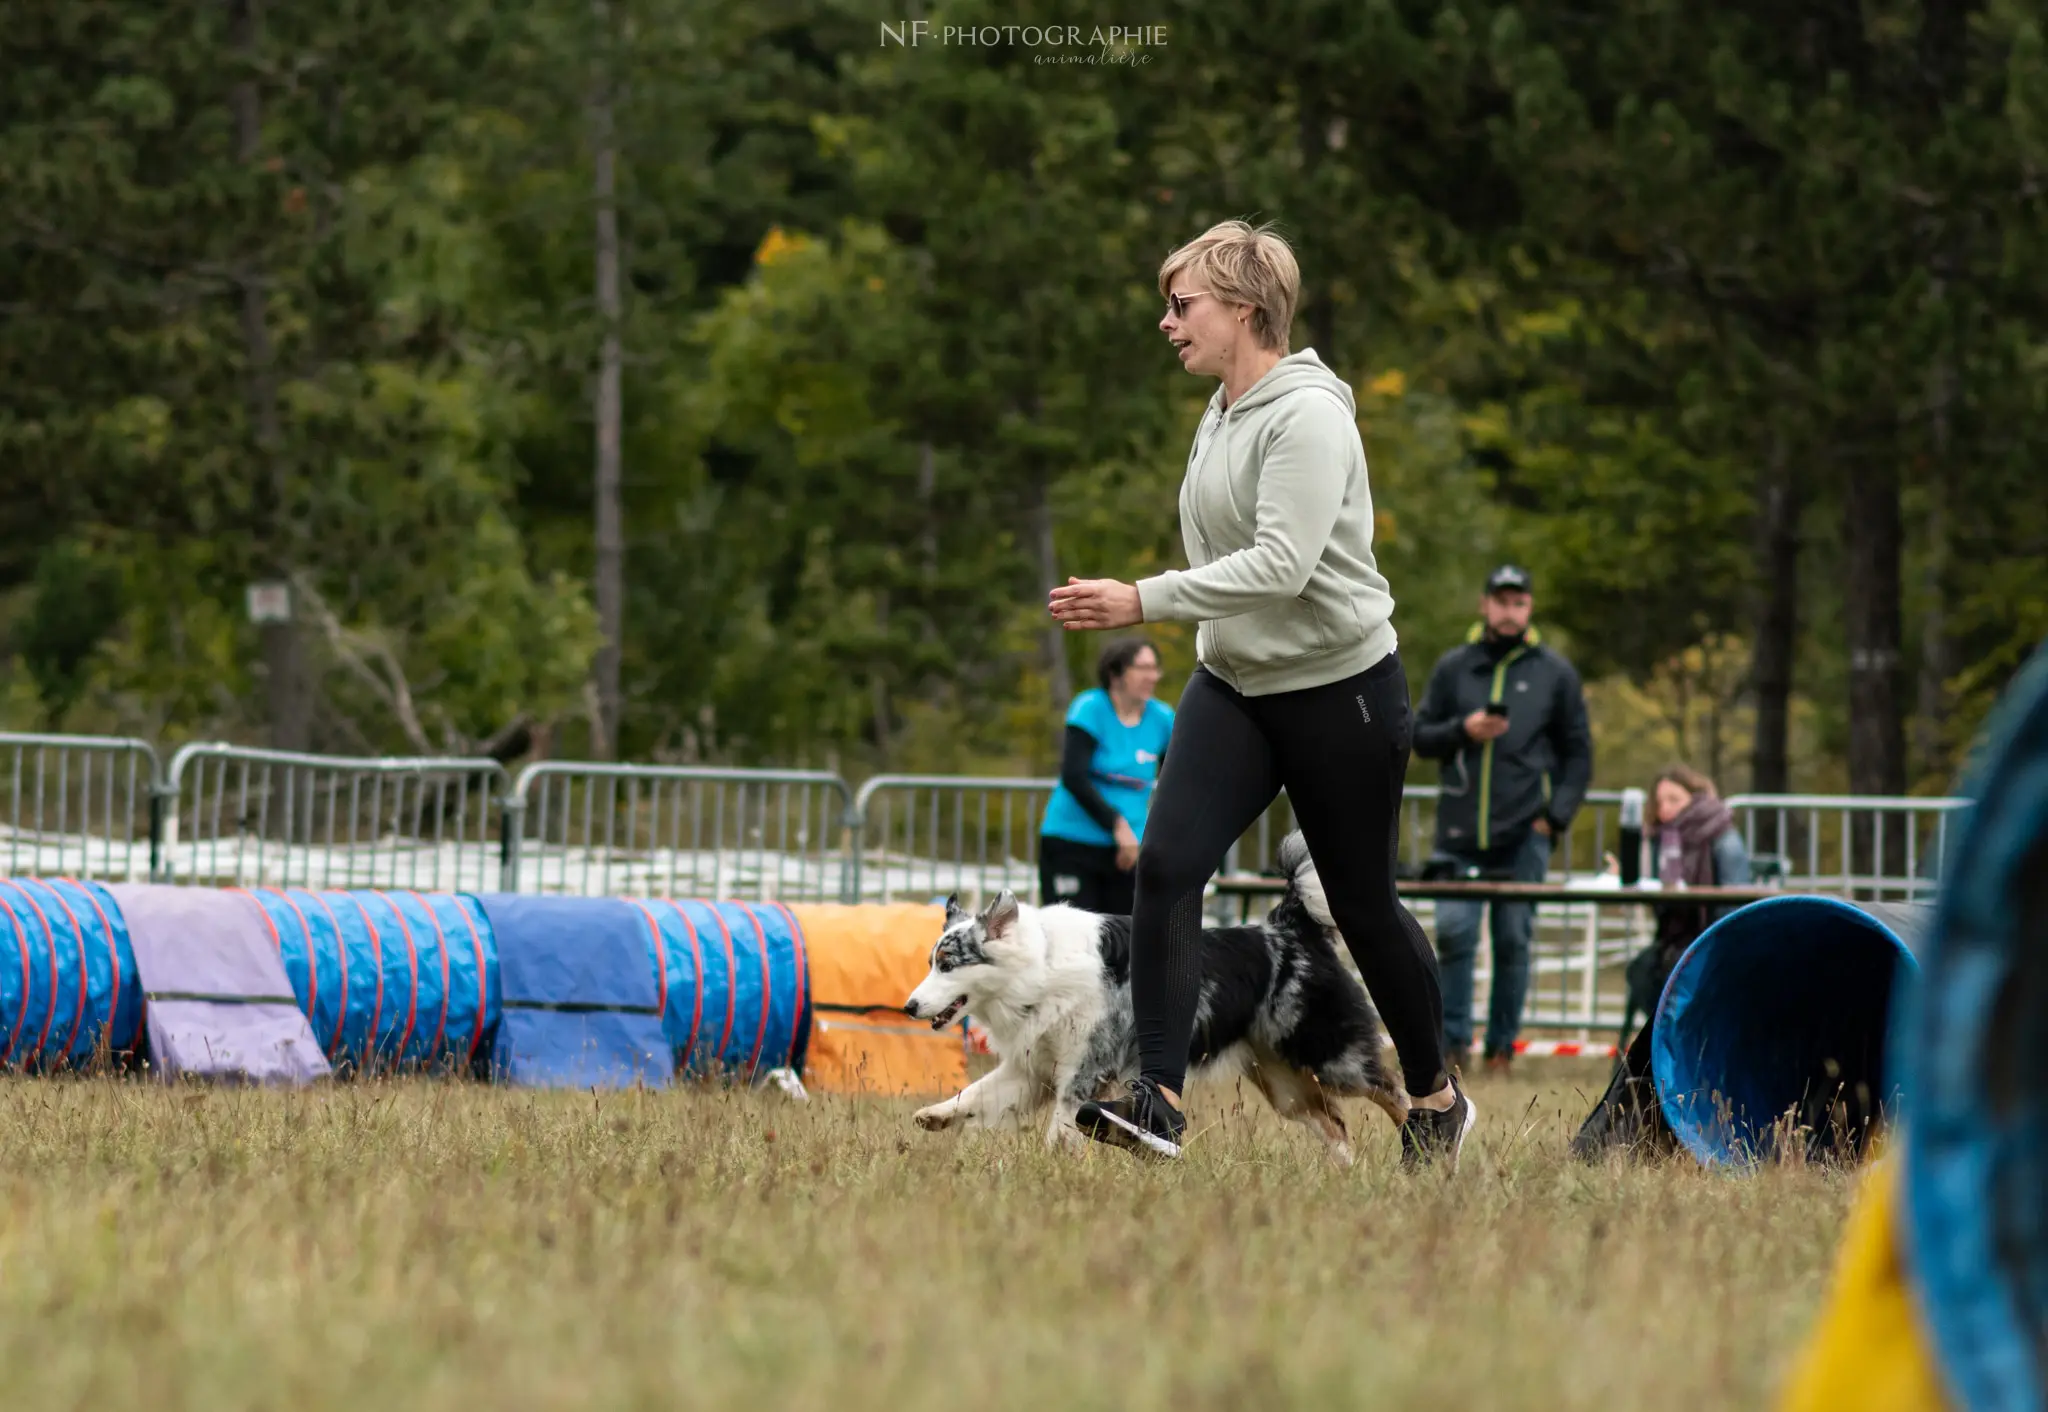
top-left (1844, 448), bottom-right (1907, 886)
top-left (917, 441), bottom-right (937, 588)
top-left (589, 3), bottom-right (624, 759)
top-left (1297, 88), bottom-right (1336, 356)
top-left (1032, 472), bottom-right (1073, 715)
top-left (229, 0), bottom-right (309, 751)
top-left (1749, 434), bottom-right (1801, 833)
top-left (870, 588), bottom-right (893, 765)
top-left (1914, 318), bottom-right (1956, 789)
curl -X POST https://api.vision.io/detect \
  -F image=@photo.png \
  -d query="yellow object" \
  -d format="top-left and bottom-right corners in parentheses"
top-left (1779, 1159), bottom-right (1950, 1412)
top-left (753, 225), bottom-right (808, 267)
top-left (790, 904), bottom-right (966, 1099)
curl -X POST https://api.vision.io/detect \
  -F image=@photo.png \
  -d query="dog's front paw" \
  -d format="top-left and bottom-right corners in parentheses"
top-left (1045, 1115), bottom-right (1087, 1152)
top-left (913, 1106), bottom-right (957, 1131)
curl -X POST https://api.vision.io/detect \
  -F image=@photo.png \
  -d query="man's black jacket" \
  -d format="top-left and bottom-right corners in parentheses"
top-left (1413, 625), bottom-right (1594, 854)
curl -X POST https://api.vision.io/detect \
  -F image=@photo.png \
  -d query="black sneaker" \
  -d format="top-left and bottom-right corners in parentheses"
top-left (1399, 1077), bottom-right (1477, 1172)
top-left (1076, 1078), bottom-right (1187, 1159)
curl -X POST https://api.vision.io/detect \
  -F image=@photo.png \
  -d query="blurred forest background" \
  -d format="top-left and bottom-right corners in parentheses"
top-left (5, 0), bottom-right (2046, 796)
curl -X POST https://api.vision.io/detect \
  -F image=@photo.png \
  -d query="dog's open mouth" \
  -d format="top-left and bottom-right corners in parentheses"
top-left (928, 996), bottom-right (968, 1031)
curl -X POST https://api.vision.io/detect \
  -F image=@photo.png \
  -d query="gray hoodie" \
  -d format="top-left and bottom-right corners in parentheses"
top-left (1135, 348), bottom-right (1397, 696)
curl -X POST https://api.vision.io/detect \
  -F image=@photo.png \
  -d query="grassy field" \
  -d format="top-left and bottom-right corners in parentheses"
top-left (0, 1060), bottom-right (1857, 1411)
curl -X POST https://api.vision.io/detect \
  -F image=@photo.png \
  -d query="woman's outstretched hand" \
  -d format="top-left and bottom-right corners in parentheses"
top-left (1049, 577), bottom-right (1143, 631)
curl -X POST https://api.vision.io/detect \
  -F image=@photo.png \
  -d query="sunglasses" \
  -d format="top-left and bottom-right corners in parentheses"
top-left (1165, 290), bottom-right (1211, 320)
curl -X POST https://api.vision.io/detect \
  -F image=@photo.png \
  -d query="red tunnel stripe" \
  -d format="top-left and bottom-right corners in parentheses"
top-left (738, 905), bottom-right (774, 1080)
top-left (0, 892), bottom-right (29, 1061)
top-left (404, 891), bottom-right (452, 1065)
top-left (380, 895), bottom-right (422, 1063)
top-left (448, 899), bottom-right (489, 1063)
top-left (630, 901), bottom-right (668, 1022)
top-left (658, 901), bottom-right (706, 1069)
top-left (309, 892), bottom-right (352, 1057)
top-left (0, 880), bottom-right (60, 1059)
top-left (60, 879), bottom-right (130, 1055)
top-left (273, 890), bottom-right (320, 1045)
top-left (701, 903), bottom-right (737, 1062)
top-left (34, 883), bottom-right (91, 1057)
top-left (341, 894), bottom-right (387, 1064)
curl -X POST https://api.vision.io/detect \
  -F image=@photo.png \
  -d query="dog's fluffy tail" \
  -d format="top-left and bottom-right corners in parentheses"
top-left (1277, 830), bottom-right (1336, 930)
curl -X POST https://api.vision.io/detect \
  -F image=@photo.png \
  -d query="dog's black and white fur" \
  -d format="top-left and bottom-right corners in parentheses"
top-left (902, 832), bottom-right (1409, 1164)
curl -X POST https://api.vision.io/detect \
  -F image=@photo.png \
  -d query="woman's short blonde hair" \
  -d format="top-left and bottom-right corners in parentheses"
top-left (1158, 220), bottom-right (1299, 353)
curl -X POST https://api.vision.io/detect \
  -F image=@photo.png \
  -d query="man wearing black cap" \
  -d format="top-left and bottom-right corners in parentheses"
top-left (1414, 564), bottom-right (1594, 1073)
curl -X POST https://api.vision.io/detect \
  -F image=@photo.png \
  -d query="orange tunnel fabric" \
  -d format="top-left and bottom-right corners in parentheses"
top-left (784, 903), bottom-right (965, 1098)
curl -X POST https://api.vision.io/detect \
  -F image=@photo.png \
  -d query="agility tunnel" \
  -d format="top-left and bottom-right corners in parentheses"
top-left (792, 902), bottom-right (967, 1098)
top-left (1888, 642), bottom-right (2047, 1411)
top-left (633, 899), bottom-right (811, 1081)
top-left (1650, 895), bottom-right (1931, 1165)
top-left (0, 882), bottom-right (823, 1089)
top-left (0, 876), bottom-right (143, 1068)
top-left (244, 888), bottom-right (496, 1073)
top-left (109, 884), bottom-right (332, 1082)
top-left (1779, 643), bottom-right (2048, 1411)
top-left (0, 874), bottom-right (954, 1096)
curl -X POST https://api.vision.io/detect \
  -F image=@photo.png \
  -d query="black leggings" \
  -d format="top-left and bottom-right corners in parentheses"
top-left (1132, 655), bottom-right (1447, 1098)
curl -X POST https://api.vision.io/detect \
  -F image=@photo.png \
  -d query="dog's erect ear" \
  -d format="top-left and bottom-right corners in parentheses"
top-left (981, 890), bottom-right (1021, 940)
top-left (944, 893), bottom-right (963, 922)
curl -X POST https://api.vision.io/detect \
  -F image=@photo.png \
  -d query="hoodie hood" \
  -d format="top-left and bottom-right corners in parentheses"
top-left (1224, 348), bottom-right (1357, 418)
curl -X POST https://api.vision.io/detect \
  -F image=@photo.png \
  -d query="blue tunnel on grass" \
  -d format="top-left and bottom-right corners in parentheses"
top-left (1650, 894), bottom-right (1928, 1166)
top-left (634, 898), bottom-right (810, 1080)
top-left (1895, 643), bottom-right (2048, 1412)
top-left (244, 888), bottom-right (498, 1072)
top-left (0, 876), bottom-right (143, 1067)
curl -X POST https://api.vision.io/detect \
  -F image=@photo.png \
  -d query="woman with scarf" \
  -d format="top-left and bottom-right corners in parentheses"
top-left (1643, 764), bottom-right (1752, 975)
top-left (1573, 763), bottom-right (1753, 1159)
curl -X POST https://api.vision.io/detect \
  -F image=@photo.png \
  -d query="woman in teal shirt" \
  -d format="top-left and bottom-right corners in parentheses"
top-left (1038, 639), bottom-right (1174, 914)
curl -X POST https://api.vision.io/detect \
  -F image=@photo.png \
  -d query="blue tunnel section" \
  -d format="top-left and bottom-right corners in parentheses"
top-left (1897, 645), bottom-right (2048, 1412)
top-left (0, 876), bottom-right (142, 1068)
top-left (473, 893), bottom-right (673, 1089)
top-left (1650, 895), bottom-right (1926, 1166)
top-left (245, 888), bottom-right (498, 1073)
top-left (634, 899), bottom-right (809, 1080)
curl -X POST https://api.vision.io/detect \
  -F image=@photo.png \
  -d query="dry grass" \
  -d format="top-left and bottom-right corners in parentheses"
top-left (0, 1060), bottom-right (1855, 1411)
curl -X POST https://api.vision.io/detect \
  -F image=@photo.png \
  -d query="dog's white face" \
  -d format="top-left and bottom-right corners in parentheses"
top-left (904, 892), bottom-right (1025, 1030)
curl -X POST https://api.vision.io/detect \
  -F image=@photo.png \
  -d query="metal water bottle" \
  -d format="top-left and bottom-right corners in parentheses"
top-left (1618, 788), bottom-right (1646, 886)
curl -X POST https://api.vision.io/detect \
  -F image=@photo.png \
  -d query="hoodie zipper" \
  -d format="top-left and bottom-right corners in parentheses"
top-left (1477, 644), bottom-right (1530, 849)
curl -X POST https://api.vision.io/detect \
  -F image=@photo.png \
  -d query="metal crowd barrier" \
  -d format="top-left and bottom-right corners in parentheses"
top-left (501, 762), bottom-right (855, 901)
top-left (1225, 788), bottom-right (1633, 880)
top-left (0, 728), bottom-right (1977, 973)
top-left (0, 733), bottom-right (161, 882)
top-left (1726, 793), bottom-right (1967, 901)
top-left (850, 774), bottom-right (1054, 905)
top-left (159, 743), bottom-right (509, 891)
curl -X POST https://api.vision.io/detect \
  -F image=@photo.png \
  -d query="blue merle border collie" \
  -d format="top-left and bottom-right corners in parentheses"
top-left (902, 831), bottom-right (1409, 1164)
